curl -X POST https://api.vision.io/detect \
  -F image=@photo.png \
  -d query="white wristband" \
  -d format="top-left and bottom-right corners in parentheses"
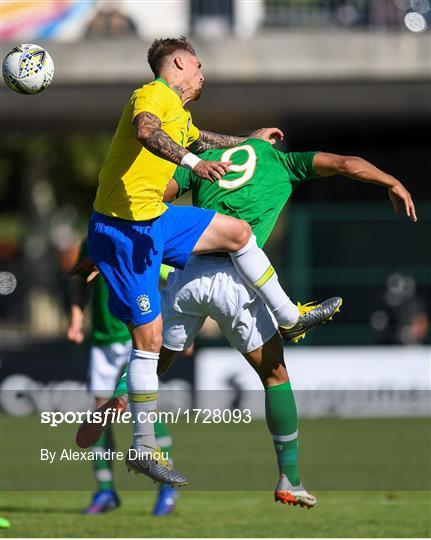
top-left (180, 153), bottom-right (202, 170)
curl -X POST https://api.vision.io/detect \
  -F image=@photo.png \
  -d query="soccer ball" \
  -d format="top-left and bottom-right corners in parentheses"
top-left (2, 44), bottom-right (54, 95)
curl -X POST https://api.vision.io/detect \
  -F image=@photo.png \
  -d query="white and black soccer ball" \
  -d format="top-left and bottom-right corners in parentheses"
top-left (2, 43), bottom-right (54, 95)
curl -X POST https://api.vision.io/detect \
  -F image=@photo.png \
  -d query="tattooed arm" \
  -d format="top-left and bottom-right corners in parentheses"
top-left (134, 111), bottom-right (187, 165)
top-left (134, 112), bottom-right (231, 181)
top-left (188, 127), bottom-right (284, 153)
top-left (188, 131), bottom-right (246, 153)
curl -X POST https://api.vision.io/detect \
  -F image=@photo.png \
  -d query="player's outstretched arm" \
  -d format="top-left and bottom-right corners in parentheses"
top-left (67, 256), bottom-right (99, 282)
top-left (313, 152), bottom-right (417, 222)
top-left (67, 275), bottom-right (93, 344)
top-left (188, 127), bottom-right (284, 153)
top-left (134, 112), bottom-right (231, 181)
top-left (135, 111), bottom-right (189, 165)
top-left (188, 131), bottom-right (246, 153)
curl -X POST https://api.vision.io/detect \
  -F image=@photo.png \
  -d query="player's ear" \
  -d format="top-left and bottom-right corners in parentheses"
top-left (173, 56), bottom-right (184, 70)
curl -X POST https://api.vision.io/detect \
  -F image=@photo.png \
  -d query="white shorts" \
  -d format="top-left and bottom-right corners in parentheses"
top-left (88, 341), bottom-right (132, 397)
top-left (161, 255), bottom-right (277, 354)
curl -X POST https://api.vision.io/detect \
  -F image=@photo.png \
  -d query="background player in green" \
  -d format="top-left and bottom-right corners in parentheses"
top-left (80, 139), bottom-right (416, 508)
top-left (68, 240), bottom-right (178, 516)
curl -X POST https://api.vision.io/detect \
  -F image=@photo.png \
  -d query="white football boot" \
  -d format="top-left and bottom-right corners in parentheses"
top-left (274, 474), bottom-right (317, 508)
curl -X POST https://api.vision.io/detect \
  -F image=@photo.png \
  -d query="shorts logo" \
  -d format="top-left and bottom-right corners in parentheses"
top-left (137, 294), bottom-right (151, 314)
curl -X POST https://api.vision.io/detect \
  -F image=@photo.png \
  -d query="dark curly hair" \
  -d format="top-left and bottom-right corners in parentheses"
top-left (147, 36), bottom-right (196, 77)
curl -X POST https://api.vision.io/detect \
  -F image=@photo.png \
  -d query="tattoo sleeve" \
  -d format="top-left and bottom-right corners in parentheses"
top-left (134, 112), bottom-right (188, 165)
top-left (188, 130), bottom-right (246, 153)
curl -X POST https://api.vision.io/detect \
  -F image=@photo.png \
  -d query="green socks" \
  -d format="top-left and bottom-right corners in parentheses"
top-left (114, 367), bottom-right (296, 487)
top-left (265, 381), bottom-right (300, 487)
top-left (112, 366), bottom-right (127, 398)
top-left (92, 425), bottom-right (115, 491)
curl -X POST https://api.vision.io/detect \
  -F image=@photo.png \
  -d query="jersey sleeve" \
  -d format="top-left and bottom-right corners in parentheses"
top-left (283, 151), bottom-right (320, 187)
top-left (186, 114), bottom-right (200, 146)
top-left (131, 84), bottom-right (166, 122)
top-left (173, 166), bottom-right (194, 197)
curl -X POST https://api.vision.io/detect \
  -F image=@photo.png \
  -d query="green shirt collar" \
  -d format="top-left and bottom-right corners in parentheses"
top-left (155, 77), bottom-right (170, 88)
top-left (154, 77), bottom-right (183, 106)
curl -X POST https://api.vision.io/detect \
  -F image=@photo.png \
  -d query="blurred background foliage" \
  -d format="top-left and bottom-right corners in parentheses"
top-left (0, 134), bottom-right (110, 237)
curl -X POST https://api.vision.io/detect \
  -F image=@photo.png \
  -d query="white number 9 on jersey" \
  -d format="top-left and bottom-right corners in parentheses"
top-left (218, 145), bottom-right (257, 189)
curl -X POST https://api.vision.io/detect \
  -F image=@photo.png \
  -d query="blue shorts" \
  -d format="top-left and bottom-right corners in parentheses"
top-left (88, 204), bottom-right (216, 326)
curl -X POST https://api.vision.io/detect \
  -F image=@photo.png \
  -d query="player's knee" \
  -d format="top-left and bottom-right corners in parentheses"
top-left (229, 220), bottom-right (252, 251)
top-left (146, 330), bottom-right (163, 352)
top-left (131, 323), bottom-right (163, 353)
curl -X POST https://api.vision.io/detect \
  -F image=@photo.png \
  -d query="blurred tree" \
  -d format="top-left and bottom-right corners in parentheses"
top-left (48, 134), bottom-right (110, 217)
top-left (0, 134), bottom-right (110, 335)
top-left (0, 134), bottom-right (110, 219)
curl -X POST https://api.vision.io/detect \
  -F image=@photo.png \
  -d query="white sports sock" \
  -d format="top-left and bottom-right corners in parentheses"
top-left (127, 348), bottom-right (159, 452)
top-left (230, 235), bottom-right (299, 327)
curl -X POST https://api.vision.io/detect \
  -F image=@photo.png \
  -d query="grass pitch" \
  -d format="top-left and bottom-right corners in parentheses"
top-left (1, 416), bottom-right (430, 537)
top-left (2, 490), bottom-right (430, 537)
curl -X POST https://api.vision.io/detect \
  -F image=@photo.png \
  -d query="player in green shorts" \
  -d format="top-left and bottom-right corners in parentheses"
top-left (77, 139), bottom-right (416, 508)
top-left (68, 241), bottom-right (177, 516)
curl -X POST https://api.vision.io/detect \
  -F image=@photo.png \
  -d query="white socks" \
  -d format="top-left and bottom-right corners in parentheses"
top-left (230, 235), bottom-right (299, 327)
top-left (127, 348), bottom-right (159, 451)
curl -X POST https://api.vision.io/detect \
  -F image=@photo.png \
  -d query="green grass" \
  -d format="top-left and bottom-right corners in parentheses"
top-left (1, 490), bottom-right (430, 537)
top-left (2, 416), bottom-right (430, 491)
top-left (1, 415), bottom-right (430, 537)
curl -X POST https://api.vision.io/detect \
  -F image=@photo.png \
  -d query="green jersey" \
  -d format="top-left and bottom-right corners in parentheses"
top-left (78, 240), bottom-right (130, 346)
top-left (173, 139), bottom-right (319, 247)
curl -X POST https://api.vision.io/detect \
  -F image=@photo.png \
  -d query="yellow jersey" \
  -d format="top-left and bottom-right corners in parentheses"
top-left (94, 78), bottom-right (200, 221)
